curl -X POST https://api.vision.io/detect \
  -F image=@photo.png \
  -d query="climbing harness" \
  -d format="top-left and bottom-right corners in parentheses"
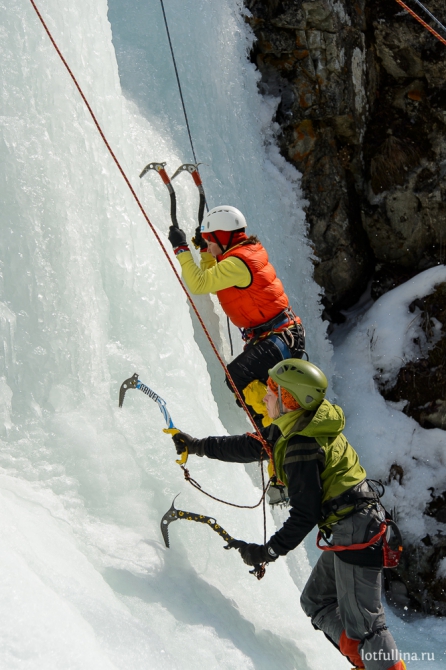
top-left (242, 308), bottom-right (303, 346)
top-left (161, 495), bottom-right (265, 579)
top-left (317, 522), bottom-right (388, 553)
top-left (317, 521), bottom-right (403, 569)
top-left (393, 0), bottom-right (446, 46)
top-left (119, 373), bottom-right (187, 465)
top-left (317, 480), bottom-right (403, 568)
top-left (320, 479), bottom-right (383, 522)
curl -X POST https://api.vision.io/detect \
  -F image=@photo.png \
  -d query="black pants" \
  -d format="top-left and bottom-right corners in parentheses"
top-left (225, 324), bottom-right (305, 427)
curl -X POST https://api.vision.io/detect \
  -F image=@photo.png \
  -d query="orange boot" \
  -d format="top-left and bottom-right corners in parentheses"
top-left (339, 631), bottom-right (362, 668)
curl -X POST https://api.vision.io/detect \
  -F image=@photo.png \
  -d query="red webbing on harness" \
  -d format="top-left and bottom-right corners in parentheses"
top-left (317, 522), bottom-right (387, 552)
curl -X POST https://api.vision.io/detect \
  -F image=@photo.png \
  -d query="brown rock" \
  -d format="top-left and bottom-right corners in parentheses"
top-left (245, 0), bottom-right (446, 318)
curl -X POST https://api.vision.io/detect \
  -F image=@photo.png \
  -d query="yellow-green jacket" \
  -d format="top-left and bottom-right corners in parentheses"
top-left (194, 399), bottom-right (366, 556)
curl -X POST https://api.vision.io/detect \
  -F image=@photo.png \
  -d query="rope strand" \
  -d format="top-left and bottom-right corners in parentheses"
top-left (159, 0), bottom-right (199, 165)
top-left (394, 0), bottom-right (446, 45)
top-left (28, 0), bottom-right (273, 511)
top-left (409, 0), bottom-right (446, 35)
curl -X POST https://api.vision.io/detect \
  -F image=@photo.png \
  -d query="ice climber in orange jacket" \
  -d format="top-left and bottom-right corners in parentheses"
top-left (167, 205), bottom-right (306, 436)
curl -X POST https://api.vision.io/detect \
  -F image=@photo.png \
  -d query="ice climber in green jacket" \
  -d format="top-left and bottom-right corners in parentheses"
top-left (171, 359), bottom-right (406, 670)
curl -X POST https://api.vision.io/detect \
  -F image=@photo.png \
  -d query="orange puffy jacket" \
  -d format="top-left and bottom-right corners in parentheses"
top-left (216, 241), bottom-right (289, 329)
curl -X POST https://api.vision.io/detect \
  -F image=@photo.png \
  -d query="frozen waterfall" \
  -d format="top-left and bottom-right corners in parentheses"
top-left (4, 0), bottom-right (440, 668)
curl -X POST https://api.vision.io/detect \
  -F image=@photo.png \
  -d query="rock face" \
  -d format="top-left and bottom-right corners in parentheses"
top-left (245, 0), bottom-right (446, 320)
top-left (378, 282), bottom-right (446, 615)
top-left (244, 0), bottom-right (446, 616)
top-left (381, 283), bottom-right (446, 430)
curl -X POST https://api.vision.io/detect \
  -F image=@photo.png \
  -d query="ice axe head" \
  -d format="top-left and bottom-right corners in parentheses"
top-left (119, 373), bottom-right (139, 408)
top-left (139, 161), bottom-right (168, 180)
top-left (160, 494), bottom-right (181, 548)
top-left (171, 163), bottom-right (202, 180)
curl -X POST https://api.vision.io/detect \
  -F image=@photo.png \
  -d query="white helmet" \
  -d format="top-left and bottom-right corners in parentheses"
top-left (201, 206), bottom-right (247, 233)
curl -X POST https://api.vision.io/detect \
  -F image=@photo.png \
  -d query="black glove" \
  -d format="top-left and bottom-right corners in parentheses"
top-left (171, 431), bottom-right (204, 456)
top-left (168, 225), bottom-right (187, 249)
top-left (225, 540), bottom-right (278, 566)
top-left (191, 225), bottom-right (207, 251)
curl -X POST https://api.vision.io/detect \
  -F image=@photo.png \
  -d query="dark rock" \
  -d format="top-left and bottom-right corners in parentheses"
top-left (245, 0), bottom-right (446, 615)
top-left (390, 530), bottom-right (446, 615)
top-left (379, 282), bottom-right (446, 428)
top-left (388, 462), bottom-right (404, 485)
top-left (244, 0), bottom-right (446, 319)
top-left (426, 491), bottom-right (446, 524)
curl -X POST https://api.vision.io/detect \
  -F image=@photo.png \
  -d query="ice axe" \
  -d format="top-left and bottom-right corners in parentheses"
top-left (119, 373), bottom-right (187, 465)
top-left (139, 161), bottom-right (179, 228)
top-left (171, 162), bottom-right (207, 225)
top-left (160, 495), bottom-right (265, 579)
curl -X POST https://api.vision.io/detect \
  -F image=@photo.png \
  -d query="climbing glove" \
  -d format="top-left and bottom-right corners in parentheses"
top-left (168, 225), bottom-right (188, 249)
top-left (226, 540), bottom-right (278, 566)
top-left (191, 225), bottom-right (207, 251)
top-left (171, 431), bottom-right (204, 457)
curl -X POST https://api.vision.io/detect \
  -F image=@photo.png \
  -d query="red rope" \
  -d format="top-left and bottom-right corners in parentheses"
top-left (27, 0), bottom-right (274, 515)
top-left (394, 0), bottom-right (446, 45)
top-left (27, 1), bottom-right (259, 425)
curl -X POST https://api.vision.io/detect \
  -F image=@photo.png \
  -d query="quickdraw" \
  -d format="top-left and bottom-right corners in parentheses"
top-left (119, 373), bottom-right (187, 465)
top-left (160, 495), bottom-right (265, 579)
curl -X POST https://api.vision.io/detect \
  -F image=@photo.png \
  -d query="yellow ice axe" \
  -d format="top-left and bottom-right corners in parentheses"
top-left (163, 427), bottom-right (188, 465)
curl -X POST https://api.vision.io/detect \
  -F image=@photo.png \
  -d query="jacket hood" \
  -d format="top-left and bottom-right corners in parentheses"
top-left (274, 400), bottom-right (345, 439)
top-left (298, 399), bottom-right (345, 438)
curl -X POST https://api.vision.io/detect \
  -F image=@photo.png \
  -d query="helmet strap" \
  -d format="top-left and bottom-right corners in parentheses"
top-left (226, 230), bottom-right (235, 250)
top-left (210, 232), bottom-right (225, 254)
top-left (211, 230), bottom-right (236, 255)
top-left (278, 386), bottom-right (284, 416)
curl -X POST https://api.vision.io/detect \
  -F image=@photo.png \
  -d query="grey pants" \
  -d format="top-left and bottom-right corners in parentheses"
top-left (301, 506), bottom-right (401, 670)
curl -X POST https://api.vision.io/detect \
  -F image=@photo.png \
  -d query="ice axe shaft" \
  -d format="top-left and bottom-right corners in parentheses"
top-left (118, 373), bottom-right (188, 465)
top-left (139, 161), bottom-right (179, 227)
top-left (160, 496), bottom-right (264, 579)
top-left (161, 495), bottom-right (234, 548)
top-left (171, 162), bottom-right (207, 225)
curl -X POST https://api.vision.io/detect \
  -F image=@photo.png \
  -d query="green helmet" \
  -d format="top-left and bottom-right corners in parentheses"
top-left (268, 359), bottom-right (328, 411)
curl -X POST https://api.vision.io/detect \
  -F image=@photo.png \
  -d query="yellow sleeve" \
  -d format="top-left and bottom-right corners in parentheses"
top-left (177, 250), bottom-right (251, 294)
top-left (200, 251), bottom-right (216, 271)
